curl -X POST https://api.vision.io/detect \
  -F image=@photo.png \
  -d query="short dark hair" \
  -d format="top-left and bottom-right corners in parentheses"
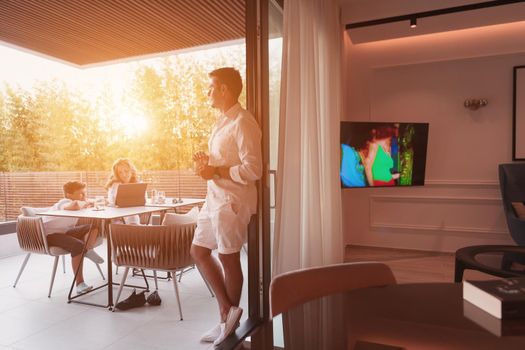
top-left (63, 181), bottom-right (86, 196)
top-left (209, 67), bottom-right (243, 100)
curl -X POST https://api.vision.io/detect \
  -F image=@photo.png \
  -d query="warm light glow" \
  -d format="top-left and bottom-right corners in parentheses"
top-left (116, 111), bottom-right (149, 137)
top-left (348, 20), bottom-right (525, 67)
top-left (352, 19), bottom-right (525, 47)
top-left (0, 40), bottom-right (248, 171)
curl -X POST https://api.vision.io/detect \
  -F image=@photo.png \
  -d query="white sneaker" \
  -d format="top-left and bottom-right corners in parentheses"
top-left (76, 282), bottom-right (93, 295)
top-left (200, 323), bottom-right (221, 343)
top-left (213, 306), bottom-right (243, 346)
top-left (85, 249), bottom-right (104, 264)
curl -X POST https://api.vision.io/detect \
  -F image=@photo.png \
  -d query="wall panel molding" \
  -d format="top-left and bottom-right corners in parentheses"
top-left (425, 179), bottom-right (499, 188)
top-left (371, 194), bottom-right (501, 204)
top-left (369, 193), bottom-right (508, 241)
top-left (371, 222), bottom-right (508, 237)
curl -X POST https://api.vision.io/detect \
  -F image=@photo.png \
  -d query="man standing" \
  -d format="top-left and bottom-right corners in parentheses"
top-left (191, 67), bottom-right (262, 345)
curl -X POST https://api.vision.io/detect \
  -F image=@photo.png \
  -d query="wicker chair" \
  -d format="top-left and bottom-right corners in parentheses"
top-left (13, 215), bottom-right (105, 297)
top-left (105, 212), bottom-right (152, 276)
top-left (270, 262), bottom-right (397, 317)
top-left (110, 223), bottom-right (212, 319)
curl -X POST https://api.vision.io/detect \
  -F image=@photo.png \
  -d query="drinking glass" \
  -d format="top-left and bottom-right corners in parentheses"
top-left (151, 189), bottom-right (158, 204)
top-left (94, 196), bottom-right (105, 210)
top-left (158, 191), bottom-right (166, 204)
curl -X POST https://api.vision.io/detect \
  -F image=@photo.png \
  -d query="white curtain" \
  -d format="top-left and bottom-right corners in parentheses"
top-left (273, 0), bottom-right (343, 275)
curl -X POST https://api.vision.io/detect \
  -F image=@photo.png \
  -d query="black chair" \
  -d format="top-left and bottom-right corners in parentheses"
top-left (499, 163), bottom-right (525, 246)
top-left (453, 164), bottom-right (525, 282)
top-left (454, 245), bottom-right (525, 282)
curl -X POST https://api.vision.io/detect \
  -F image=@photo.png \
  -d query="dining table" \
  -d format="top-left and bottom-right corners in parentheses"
top-left (38, 199), bottom-right (203, 310)
top-left (145, 197), bottom-right (205, 222)
top-left (272, 282), bottom-right (525, 350)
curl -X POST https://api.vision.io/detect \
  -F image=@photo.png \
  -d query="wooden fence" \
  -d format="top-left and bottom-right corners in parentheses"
top-left (0, 170), bottom-right (207, 221)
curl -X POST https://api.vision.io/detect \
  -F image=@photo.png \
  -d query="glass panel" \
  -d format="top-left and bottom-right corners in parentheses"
top-left (269, 0), bottom-right (283, 273)
top-left (269, 1), bottom-right (283, 348)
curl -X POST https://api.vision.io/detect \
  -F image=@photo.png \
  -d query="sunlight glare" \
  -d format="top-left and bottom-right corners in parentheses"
top-left (117, 112), bottom-right (149, 137)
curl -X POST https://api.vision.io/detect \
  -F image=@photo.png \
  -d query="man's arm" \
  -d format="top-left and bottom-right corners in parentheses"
top-left (62, 200), bottom-right (91, 210)
top-left (196, 116), bottom-right (262, 183)
top-left (195, 165), bottom-right (231, 181)
top-left (62, 201), bottom-right (82, 211)
top-left (228, 115), bottom-right (263, 184)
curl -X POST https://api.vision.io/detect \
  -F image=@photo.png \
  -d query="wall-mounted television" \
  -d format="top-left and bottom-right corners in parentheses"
top-left (340, 122), bottom-right (429, 188)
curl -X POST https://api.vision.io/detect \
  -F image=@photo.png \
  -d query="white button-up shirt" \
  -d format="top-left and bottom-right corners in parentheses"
top-left (206, 103), bottom-right (262, 215)
top-left (43, 199), bottom-right (79, 234)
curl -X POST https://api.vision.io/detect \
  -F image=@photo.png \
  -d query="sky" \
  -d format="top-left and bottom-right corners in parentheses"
top-left (0, 41), bottom-right (233, 102)
top-left (0, 44), bottom-right (165, 136)
top-left (0, 43), bottom-right (134, 94)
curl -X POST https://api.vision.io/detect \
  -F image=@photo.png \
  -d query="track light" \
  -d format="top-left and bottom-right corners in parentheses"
top-left (347, 1), bottom-right (525, 30)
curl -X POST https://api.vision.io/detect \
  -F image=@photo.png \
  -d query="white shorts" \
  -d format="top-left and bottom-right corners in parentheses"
top-left (192, 200), bottom-right (251, 254)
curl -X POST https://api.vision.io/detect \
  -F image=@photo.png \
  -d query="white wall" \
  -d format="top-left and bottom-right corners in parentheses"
top-left (342, 16), bottom-right (525, 252)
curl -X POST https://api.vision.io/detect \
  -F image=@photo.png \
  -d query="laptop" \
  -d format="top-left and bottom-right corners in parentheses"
top-left (115, 183), bottom-right (148, 207)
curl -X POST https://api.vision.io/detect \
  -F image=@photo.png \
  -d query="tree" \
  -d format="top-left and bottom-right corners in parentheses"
top-left (3, 86), bottom-right (46, 171)
top-left (1, 42), bottom-right (248, 172)
top-left (0, 89), bottom-right (8, 171)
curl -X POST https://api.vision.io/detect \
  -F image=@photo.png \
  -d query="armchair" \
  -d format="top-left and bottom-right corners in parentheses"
top-left (14, 215), bottom-right (104, 297)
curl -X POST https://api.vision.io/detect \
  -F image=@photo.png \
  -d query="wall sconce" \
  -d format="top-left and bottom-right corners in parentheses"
top-left (464, 98), bottom-right (488, 110)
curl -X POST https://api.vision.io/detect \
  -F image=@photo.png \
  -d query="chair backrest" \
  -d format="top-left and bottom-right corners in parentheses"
top-left (16, 215), bottom-right (50, 254)
top-left (110, 223), bottom-right (196, 271)
top-left (499, 163), bottom-right (525, 245)
top-left (162, 206), bottom-right (199, 225)
top-left (499, 163), bottom-right (525, 204)
top-left (139, 212), bottom-right (152, 225)
top-left (270, 262), bottom-right (396, 317)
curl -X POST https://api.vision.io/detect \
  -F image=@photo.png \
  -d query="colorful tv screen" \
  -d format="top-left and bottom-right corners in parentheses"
top-left (340, 122), bottom-right (429, 188)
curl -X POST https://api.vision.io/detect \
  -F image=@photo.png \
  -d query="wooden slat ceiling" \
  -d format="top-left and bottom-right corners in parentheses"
top-left (0, 0), bottom-right (245, 66)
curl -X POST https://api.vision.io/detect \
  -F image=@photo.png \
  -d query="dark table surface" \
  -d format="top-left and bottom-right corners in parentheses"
top-left (274, 283), bottom-right (525, 350)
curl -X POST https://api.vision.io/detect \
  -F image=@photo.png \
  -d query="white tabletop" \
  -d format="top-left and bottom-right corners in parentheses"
top-left (145, 197), bottom-right (205, 208)
top-left (38, 206), bottom-right (166, 220)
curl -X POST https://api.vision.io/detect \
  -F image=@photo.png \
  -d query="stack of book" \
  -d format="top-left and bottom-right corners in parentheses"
top-left (463, 277), bottom-right (525, 336)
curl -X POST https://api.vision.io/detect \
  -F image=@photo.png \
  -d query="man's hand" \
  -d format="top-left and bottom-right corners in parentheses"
top-left (82, 200), bottom-right (94, 209)
top-left (196, 165), bottom-right (232, 181)
top-left (64, 201), bottom-right (82, 211)
top-left (194, 151), bottom-right (211, 179)
top-left (193, 151), bottom-right (209, 165)
top-left (197, 165), bottom-right (216, 180)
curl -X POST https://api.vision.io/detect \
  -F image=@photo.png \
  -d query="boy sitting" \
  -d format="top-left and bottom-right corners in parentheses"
top-left (43, 181), bottom-right (104, 294)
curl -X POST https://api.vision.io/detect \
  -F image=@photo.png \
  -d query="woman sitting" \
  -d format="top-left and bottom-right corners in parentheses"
top-left (104, 158), bottom-right (141, 224)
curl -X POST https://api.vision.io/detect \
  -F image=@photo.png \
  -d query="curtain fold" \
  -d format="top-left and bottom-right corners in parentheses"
top-left (273, 0), bottom-right (343, 275)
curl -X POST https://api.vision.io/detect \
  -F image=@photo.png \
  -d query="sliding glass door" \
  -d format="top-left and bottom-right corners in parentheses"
top-left (237, 0), bottom-right (283, 349)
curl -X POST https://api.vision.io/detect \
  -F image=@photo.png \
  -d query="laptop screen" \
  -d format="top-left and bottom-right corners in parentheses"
top-left (115, 183), bottom-right (148, 207)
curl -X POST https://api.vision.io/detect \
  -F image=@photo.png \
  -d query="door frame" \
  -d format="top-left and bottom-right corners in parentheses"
top-left (216, 0), bottom-right (273, 348)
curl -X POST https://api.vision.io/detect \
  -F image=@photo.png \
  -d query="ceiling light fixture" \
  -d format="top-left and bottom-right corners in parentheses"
top-left (346, 0), bottom-right (525, 30)
top-left (410, 18), bottom-right (417, 28)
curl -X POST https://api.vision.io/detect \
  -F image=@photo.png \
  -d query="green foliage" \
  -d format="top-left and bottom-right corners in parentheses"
top-left (0, 44), bottom-right (246, 172)
top-left (399, 124), bottom-right (415, 186)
